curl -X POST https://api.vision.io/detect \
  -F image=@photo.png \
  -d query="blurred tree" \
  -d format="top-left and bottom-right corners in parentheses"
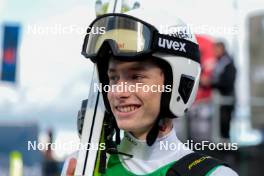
top-left (102, 2), bottom-right (109, 14)
top-left (96, 0), bottom-right (141, 15)
top-left (121, 1), bottom-right (130, 13)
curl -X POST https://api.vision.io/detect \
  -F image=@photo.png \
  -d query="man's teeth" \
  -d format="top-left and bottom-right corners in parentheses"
top-left (117, 105), bottom-right (139, 112)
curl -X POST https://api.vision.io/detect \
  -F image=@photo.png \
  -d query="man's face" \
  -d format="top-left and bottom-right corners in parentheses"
top-left (214, 44), bottom-right (225, 59)
top-left (107, 58), bottom-right (164, 136)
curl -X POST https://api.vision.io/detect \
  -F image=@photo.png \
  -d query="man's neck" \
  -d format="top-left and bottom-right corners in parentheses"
top-left (131, 120), bottom-right (173, 140)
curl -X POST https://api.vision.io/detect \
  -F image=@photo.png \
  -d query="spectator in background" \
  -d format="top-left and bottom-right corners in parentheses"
top-left (195, 35), bottom-right (216, 103)
top-left (187, 35), bottom-right (217, 142)
top-left (203, 41), bottom-right (236, 139)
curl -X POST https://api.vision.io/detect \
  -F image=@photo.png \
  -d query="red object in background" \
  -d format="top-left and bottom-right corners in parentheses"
top-left (3, 48), bottom-right (16, 64)
top-left (195, 35), bottom-right (216, 102)
top-left (1, 25), bottom-right (20, 83)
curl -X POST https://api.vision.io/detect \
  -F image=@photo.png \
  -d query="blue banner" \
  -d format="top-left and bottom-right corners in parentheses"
top-left (1, 25), bottom-right (20, 83)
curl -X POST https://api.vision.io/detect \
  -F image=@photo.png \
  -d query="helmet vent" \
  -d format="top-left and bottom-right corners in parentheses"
top-left (178, 74), bottom-right (195, 104)
top-left (177, 96), bottom-right (181, 102)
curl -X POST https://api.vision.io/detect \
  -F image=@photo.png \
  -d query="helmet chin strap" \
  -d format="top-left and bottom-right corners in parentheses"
top-left (146, 103), bottom-right (175, 146)
top-left (146, 115), bottom-right (161, 146)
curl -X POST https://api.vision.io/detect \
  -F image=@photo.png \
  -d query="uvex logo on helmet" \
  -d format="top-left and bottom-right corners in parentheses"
top-left (158, 38), bottom-right (186, 53)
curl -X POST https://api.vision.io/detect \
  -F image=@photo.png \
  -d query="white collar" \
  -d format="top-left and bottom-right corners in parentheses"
top-left (118, 127), bottom-right (191, 161)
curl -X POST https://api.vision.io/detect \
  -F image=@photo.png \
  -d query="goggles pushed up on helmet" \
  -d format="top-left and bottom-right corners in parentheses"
top-left (82, 13), bottom-right (200, 63)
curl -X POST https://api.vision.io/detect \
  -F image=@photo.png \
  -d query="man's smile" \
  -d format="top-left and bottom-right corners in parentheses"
top-left (116, 104), bottom-right (141, 113)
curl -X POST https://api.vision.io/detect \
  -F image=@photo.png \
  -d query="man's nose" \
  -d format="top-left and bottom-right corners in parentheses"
top-left (112, 80), bottom-right (131, 99)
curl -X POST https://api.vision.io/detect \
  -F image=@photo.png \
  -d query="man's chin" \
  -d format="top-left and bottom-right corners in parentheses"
top-left (117, 123), bottom-right (137, 132)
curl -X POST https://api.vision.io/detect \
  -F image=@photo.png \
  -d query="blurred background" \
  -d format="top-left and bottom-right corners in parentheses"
top-left (0, 0), bottom-right (264, 175)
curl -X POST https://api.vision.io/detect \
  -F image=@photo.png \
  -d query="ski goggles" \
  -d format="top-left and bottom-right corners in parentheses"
top-left (82, 13), bottom-right (200, 63)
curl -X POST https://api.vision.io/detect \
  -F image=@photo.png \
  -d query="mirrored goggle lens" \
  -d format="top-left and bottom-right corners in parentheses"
top-left (83, 15), bottom-right (152, 57)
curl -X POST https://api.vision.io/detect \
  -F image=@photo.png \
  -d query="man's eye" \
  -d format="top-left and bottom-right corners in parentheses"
top-left (109, 75), bottom-right (119, 82)
top-left (132, 74), bottom-right (145, 80)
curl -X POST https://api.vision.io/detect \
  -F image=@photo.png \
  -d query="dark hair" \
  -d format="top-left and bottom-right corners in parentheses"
top-left (215, 41), bottom-right (226, 51)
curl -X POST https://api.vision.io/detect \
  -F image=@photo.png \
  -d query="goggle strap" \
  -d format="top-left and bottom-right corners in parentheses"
top-left (152, 33), bottom-right (200, 63)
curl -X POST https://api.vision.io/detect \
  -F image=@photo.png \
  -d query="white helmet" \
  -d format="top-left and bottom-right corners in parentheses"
top-left (82, 8), bottom-right (201, 145)
top-left (126, 9), bottom-right (201, 117)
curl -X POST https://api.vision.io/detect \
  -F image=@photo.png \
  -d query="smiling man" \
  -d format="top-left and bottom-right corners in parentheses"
top-left (62, 8), bottom-right (239, 176)
top-left (107, 58), bottom-right (167, 140)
